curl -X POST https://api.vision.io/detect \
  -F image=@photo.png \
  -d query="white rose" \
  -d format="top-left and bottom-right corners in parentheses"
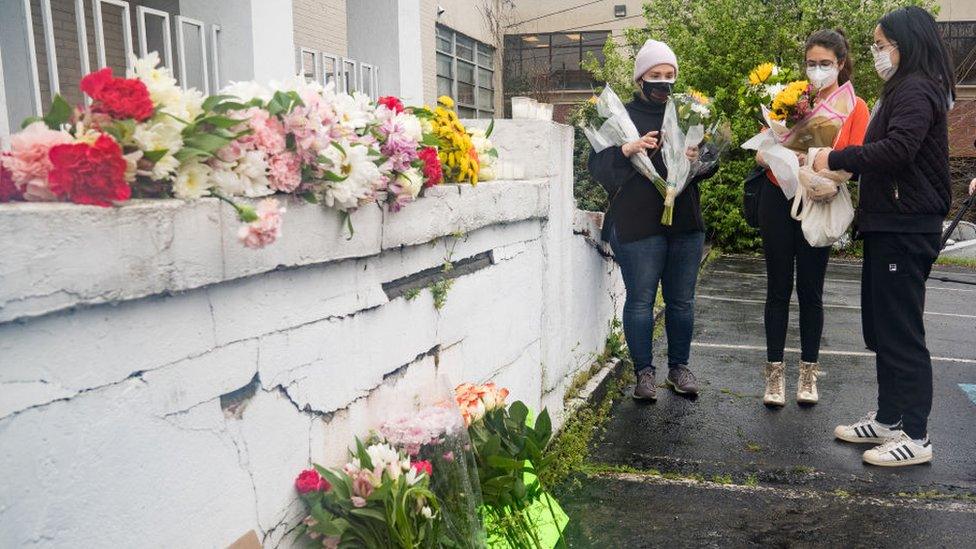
top-left (396, 168), bottom-right (423, 199)
top-left (173, 162), bottom-right (213, 199)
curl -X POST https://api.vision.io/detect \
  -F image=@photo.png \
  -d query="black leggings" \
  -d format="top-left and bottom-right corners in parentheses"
top-left (758, 179), bottom-right (830, 363)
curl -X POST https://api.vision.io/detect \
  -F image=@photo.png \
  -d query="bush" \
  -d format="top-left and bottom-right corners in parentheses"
top-left (578, 0), bottom-right (937, 252)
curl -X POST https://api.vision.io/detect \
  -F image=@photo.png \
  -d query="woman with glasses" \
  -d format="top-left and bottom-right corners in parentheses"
top-left (756, 29), bottom-right (869, 408)
top-left (812, 7), bottom-right (955, 467)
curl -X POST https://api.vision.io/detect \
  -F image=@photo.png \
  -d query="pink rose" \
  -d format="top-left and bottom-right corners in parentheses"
top-left (4, 122), bottom-right (73, 201)
top-left (238, 198), bottom-right (285, 249)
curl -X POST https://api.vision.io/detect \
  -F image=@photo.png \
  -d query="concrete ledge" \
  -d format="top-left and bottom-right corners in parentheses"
top-left (0, 179), bottom-right (547, 323)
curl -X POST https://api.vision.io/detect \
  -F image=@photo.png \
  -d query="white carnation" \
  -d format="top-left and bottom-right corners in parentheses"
top-left (173, 162), bottom-right (213, 199)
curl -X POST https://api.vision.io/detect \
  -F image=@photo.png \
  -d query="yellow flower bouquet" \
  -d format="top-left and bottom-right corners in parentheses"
top-left (432, 96), bottom-right (481, 185)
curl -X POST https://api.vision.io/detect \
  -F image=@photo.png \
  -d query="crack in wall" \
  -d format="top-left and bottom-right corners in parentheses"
top-left (0, 369), bottom-right (147, 423)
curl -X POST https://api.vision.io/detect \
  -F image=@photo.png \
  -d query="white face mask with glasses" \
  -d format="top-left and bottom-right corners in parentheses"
top-left (806, 64), bottom-right (839, 90)
top-left (871, 42), bottom-right (898, 81)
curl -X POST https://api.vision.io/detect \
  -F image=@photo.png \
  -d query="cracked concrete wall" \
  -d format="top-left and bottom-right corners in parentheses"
top-left (0, 120), bottom-right (623, 547)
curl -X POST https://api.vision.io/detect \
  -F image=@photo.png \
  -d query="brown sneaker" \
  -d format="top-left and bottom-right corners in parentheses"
top-left (666, 366), bottom-right (699, 395)
top-left (633, 369), bottom-right (657, 401)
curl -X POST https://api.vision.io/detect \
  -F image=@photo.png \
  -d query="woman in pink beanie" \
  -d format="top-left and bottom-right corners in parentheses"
top-left (588, 39), bottom-right (720, 401)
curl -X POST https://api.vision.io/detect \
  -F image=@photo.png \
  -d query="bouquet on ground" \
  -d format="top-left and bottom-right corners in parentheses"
top-left (378, 381), bottom-right (486, 548)
top-left (455, 382), bottom-right (568, 548)
top-left (740, 62), bottom-right (854, 199)
top-left (295, 440), bottom-right (444, 548)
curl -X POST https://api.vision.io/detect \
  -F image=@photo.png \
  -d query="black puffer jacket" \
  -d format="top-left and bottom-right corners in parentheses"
top-left (828, 75), bottom-right (951, 234)
top-left (587, 94), bottom-right (718, 243)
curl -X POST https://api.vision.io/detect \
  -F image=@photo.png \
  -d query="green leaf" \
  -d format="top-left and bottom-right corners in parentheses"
top-left (20, 116), bottom-right (44, 129)
top-left (142, 149), bottom-right (169, 163)
top-left (485, 118), bottom-right (495, 138)
top-left (534, 408), bottom-right (552, 444)
top-left (301, 191), bottom-right (319, 204)
top-left (43, 95), bottom-right (73, 129)
top-left (201, 94), bottom-right (234, 113)
top-left (420, 134), bottom-right (442, 148)
top-left (173, 147), bottom-right (211, 163)
top-left (183, 133), bottom-right (234, 155)
top-left (508, 401), bottom-right (529, 427)
top-left (322, 171), bottom-right (347, 182)
top-left (349, 507), bottom-right (387, 522)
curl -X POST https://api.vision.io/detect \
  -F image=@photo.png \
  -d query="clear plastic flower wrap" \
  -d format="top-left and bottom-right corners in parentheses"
top-left (578, 86), bottom-right (668, 201)
top-left (376, 376), bottom-right (486, 548)
top-left (742, 81), bottom-right (856, 199)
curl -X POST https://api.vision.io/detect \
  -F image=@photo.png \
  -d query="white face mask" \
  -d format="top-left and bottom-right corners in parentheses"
top-left (872, 49), bottom-right (897, 81)
top-left (806, 66), bottom-right (839, 90)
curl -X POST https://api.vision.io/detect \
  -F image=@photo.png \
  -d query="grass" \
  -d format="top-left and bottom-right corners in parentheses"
top-left (935, 255), bottom-right (976, 269)
top-left (745, 442), bottom-right (762, 453)
top-left (896, 490), bottom-right (976, 503)
top-left (791, 466), bottom-right (815, 475)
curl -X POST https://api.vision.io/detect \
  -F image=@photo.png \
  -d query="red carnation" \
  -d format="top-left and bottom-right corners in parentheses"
top-left (419, 147), bottom-right (442, 188)
top-left (48, 134), bottom-right (130, 207)
top-left (377, 96), bottom-right (405, 114)
top-left (295, 469), bottom-right (331, 494)
top-left (0, 155), bottom-right (23, 202)
top-left (411, 460), bottom-right (433, 477)
top-left (80, 67), bottom-right (155, 122)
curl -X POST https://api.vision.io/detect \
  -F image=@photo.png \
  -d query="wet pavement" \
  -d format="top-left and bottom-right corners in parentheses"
top-left (562, 255), bottom-right (976, 547)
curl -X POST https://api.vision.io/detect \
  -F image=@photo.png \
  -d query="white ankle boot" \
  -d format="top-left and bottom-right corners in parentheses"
top-left (797, 361), bottom-right (820, 404)
top-left (763, 361), bottom-right (785, 407)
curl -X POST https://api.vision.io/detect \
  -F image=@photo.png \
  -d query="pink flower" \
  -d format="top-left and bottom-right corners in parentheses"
top-left (241, 107), bottom-right (286, 154)
top-left (350, 496), bottom-right (367, 509)
top-left (295, 469), bottom-right (331, 494)
top-left (268, 152), bottom-right (302, 192)
top-left (4, 122), bottom-right (73, 201)
top-left (238, 198), bottom-right (285, 249)
top-left (352, 470), bottom-right (375, 499)
top-left (442, 451), bottom-right (455, 463)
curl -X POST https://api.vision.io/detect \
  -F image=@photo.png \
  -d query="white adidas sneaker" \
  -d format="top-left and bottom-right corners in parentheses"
top-left (834, 411), bottom-right (903, 444)
top-left (862, 432), bottom-right (933, 467)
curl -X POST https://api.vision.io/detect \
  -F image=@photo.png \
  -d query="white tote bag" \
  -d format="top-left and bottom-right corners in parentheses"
top-left (790, 149), bottom-right (855, 248)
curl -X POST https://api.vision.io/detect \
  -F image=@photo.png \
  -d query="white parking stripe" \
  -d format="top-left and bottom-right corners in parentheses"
top-left (706, 269), bottom-right (976, 293)
top-left (696, 294), bottom-right (976, 320)
top-left (690, 342), bottom-right (976, 365)
top-left (723, 255), bottom-right (976, 280)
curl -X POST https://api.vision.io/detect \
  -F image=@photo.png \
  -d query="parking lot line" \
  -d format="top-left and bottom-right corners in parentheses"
top-left (696, 294), bottom-right (976, 320)
top-left (707, 270), bottom-right (976, 293)
top-left (690, 342), bottom-right (976, 365)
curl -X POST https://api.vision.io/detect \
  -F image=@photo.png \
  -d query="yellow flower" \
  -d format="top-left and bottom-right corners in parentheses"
top-left (686, 87), bottom-right (710, 105)
top-left (770, 80), bottom-right (810, 121)
top-left (438, 96), bottom-right (455, 108)
top-left (587, 95), bottom-right (598, 105)
top-left (749, 62), bottom-right (775, 85)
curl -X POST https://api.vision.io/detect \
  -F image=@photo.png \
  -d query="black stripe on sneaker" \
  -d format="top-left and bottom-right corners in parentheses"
top-left (867, 424), bottom-right (878, 438)
top-left (896, 447), bottom-right (909, 460)
top-left (889, 450), bottom-right (901, 461)
top-left (855, 426), bottom-right (865, 438)
top-left (923, 441), bottom-right (931, 448)
top-left (904, 446), bottom-right (915, 458)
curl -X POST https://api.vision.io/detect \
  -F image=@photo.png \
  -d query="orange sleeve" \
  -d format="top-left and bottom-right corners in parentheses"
top-left (833, 97), bottom-right (869, 150)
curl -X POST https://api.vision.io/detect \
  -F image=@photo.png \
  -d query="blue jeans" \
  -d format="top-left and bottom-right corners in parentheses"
top-left (609, 228), bottom-right (705, 374)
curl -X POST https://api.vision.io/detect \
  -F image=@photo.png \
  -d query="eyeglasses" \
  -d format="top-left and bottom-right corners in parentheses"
top-left (870, 41), bottom-right (897, 54)
top-left (805, 60), bottom-right (837, 69)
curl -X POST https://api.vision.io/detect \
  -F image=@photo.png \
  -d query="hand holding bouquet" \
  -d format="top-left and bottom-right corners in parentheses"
top-left (741, 62), bottom-right (855, 199)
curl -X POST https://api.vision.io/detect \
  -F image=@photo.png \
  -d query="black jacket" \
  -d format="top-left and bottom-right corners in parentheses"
top-left (828, 75), bottom-right (951, 234)
top-left (587, 94), bottom-right (717, 243)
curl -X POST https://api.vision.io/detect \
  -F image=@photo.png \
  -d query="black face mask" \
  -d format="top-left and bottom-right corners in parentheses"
top-left (641, 80), bottom-right (674, 103)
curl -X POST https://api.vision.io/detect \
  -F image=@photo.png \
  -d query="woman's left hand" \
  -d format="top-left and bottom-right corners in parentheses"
top-left (685, 146), bottom-right (700, 162)
top-left (813, 148), bottom-right (832, 172)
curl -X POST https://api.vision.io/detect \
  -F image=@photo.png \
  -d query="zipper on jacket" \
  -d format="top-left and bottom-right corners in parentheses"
top-left (893, 182), bottom-right (900, 200)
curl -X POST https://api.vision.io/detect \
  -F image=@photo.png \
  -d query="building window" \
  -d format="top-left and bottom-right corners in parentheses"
top-left (0, 0), bottom-right (222, 129)
top-left (436, 25), bottom-right (495, 118)
top-left (503, 31), bottom-right (609, 93)
top-left (614, 5), bottom-right (627, 18)
top-left (293, 48), bottom-right (378, 99)
top-left (939, 21), bottom-right (976, 85)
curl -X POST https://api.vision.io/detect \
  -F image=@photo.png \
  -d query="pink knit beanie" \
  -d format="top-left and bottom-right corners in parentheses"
top-left (633, 39), bottom-right (678, 83)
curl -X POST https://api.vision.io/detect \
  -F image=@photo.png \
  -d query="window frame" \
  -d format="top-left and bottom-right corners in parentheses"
top-left (436, 24), bottom-right (495, 118)
top-left (504, 30), bottom-right (608, 92)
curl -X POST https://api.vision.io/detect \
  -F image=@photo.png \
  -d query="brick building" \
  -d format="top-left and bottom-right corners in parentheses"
top-left (0, 0), bottom-right (504, 135)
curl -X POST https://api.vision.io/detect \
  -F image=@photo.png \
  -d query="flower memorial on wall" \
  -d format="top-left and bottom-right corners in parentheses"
top-left (0, 54), bottom-right (498, 248)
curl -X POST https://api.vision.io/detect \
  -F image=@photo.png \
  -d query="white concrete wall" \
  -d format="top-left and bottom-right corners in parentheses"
top-left (0, 120), bottom-right (623, 547)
